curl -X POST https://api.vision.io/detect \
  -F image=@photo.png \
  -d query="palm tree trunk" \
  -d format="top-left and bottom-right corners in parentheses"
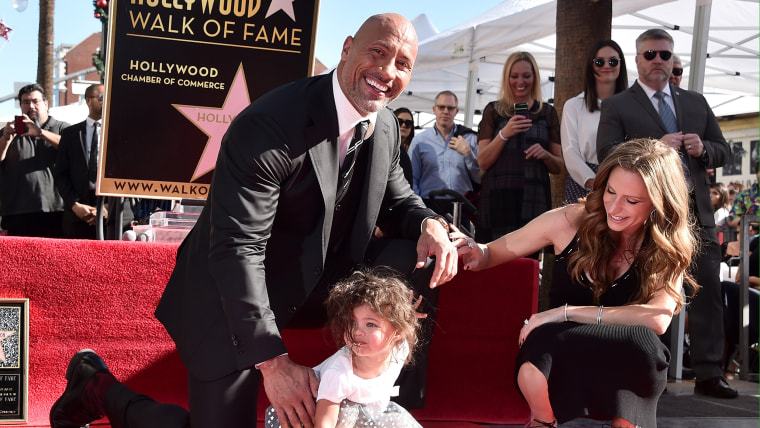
top-left (541, 0), bottom-right (612, 311)
top-left (37, 0), bottom-right (55, 100)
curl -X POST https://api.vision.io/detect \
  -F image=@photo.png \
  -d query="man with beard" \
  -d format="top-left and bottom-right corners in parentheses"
top-left (50, 13), bottom-right (458, 428)
top-left (597, 29), bottom-right (735, 398)
top-left (54, 84), bottom-right (107, 239)
top-left (0, 84), bottom-right (69, 237)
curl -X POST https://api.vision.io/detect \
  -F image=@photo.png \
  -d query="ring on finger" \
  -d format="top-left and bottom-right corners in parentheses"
top-left (467, 239), bottom-right (475, 249)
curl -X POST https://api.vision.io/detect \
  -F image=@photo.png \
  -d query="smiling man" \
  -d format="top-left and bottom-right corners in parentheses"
top-left (50, 13), bottom-right (457, 428)
top-left (597, 28), bottom-right (735, 399)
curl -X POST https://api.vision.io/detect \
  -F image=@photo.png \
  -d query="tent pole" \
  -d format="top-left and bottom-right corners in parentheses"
top-left (689, 0), bottom-right (712, 93)
top-left (464, 59), bottom-right (479, 128)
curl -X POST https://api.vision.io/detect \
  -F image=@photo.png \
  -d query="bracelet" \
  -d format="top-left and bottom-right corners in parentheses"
top-left (597, 305), bottom-right (604, 325)
top-left (498, 129), bottom-right (508, 141)
top-left (564, 303), bottom-right (568, 322)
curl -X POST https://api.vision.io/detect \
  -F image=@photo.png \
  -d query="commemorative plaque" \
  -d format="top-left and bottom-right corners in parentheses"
top-left (97, 0), bottom-right (320, 200)
top-left (0, 300), bottom-right (28, 423)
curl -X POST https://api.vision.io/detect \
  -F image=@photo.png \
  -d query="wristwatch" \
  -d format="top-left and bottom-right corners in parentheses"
top-left (427, 215), bottom-right (449, 232)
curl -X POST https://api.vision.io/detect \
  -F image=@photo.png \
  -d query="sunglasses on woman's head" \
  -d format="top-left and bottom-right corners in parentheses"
top-left (397, 118), bottom-right (414, 128)
top-left (593, 57), bottom-right (620, 68)
top-left (640, 50), bottom-right (672, 61)
top-left (672, 67), bottom-right (683, 76)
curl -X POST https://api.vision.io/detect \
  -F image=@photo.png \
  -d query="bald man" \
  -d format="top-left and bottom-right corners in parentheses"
top-left (50, 13), bottom-right (457, 428)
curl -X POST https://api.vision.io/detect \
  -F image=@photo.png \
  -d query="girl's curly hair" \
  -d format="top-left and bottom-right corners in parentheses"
top-left (325, 266), bottom-right (419, 364)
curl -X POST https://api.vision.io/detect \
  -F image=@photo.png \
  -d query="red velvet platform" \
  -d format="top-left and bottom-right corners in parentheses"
top-left (0, 236), bottom-right (538, 426)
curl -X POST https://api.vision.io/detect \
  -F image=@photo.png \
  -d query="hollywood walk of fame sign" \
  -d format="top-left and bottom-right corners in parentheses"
top-left (0, 300), bottom-right (28, 423)
top-left (98, 0), bottom-right (319, 199)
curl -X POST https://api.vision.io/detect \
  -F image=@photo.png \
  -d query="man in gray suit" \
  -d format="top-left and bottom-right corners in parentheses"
top-left (597, 29), bottom-right (736, 398)
top-left (50, 13), bottom-right (458, 428)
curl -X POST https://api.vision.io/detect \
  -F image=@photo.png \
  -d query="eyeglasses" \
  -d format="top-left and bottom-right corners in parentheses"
top-left (640, 50), bottom-right (672, 61)
top-left (593, 57), bottom-right (620, 68)
top-left (672, 67), bottom-right (683, 76)
top-left (435, 105), bottom-right (457, 112)
top-left (20, 98), bottom-right (44, 106)
top-left (397, 118), bottom-right (414, 128)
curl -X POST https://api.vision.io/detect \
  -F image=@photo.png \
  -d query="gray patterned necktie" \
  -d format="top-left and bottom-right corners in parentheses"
top-left (654, 91), bottom-right (692, 188)
top-left (654, 91), bottom-right (678, 133)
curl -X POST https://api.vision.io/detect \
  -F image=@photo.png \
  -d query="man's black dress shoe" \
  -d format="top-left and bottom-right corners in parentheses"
top-left (49, 349), bottom-right (113, 428)
top-left (694, 376), bottom-right (739, 398)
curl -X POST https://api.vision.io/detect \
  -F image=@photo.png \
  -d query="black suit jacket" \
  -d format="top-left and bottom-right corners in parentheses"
top-left (55, 120), bottom-right (95, 233)
top-left (596, 81), bottom-right (730, 226)
top-left (155, 73), bottom-right (434, 381)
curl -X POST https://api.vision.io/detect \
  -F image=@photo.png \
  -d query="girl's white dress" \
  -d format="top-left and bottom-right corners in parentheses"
top-left (264, 342), bottom-right (421, 428)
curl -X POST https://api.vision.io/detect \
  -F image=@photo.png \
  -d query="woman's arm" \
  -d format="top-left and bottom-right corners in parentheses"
top-left (314, 399), bottom-right (340, 428)
top-left (524, 141), bottom-right (563, 174)
top-left (561, 98), bottom-right (597, 188)
top-left (458, 204), bottom-right (581, 271)
top-left (477, 115), bottom-right (533, 171)
top-left (519, 276), bottom-right (681, 348)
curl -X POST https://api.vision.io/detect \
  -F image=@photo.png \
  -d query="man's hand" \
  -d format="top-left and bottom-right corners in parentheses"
top-left (683, 133), bottom-right (704, 157)
top-left (259, 355), bottom-right (319, 428)
top-left (448, 135), bottom-right (471, 156)
top-left (72, 202), bottom-right (97, 225)
top-left (416, 218), bottom-right (457, 288)
top-left (659, 132), bottom-right (684, 150)
top-left (1, 122), bottom-right (16, 143)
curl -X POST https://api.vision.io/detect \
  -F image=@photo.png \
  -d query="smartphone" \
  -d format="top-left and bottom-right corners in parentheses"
top-left (514, 103), bottom-right (530, 118)
top-left (14, 116), bottom-right (26, 134)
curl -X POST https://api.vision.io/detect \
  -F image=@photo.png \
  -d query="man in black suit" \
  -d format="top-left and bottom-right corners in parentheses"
top-left (55, 84), bottom-right (105, 239)
top-left (50, 13), bottom-right (458, 428)
top-left (597, 29), bottom-right (736, 398)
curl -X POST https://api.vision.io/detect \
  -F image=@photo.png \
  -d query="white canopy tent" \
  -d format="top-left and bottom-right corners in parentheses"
top-left (392, 0), bottom-right (759, 127)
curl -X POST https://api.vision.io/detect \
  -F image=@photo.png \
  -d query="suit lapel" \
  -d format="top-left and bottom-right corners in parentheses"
top-left (670, 84), bottom-right (684, 131)
top-left (304, 75), bottom-right (340, 260)
top-left (78, 124), bottom-right (89, 165)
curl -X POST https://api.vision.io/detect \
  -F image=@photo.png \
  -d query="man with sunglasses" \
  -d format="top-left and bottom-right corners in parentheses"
top-left (0, 83), bottom-right (69, 237)
top-left (597, 29), bottom-right (735, 399)
top-left (670, 53), bottom-right (684, 87)
top-left (408, 91), bottom-right (480, 227)
top-left (54, 84), bottom-right (110, 239)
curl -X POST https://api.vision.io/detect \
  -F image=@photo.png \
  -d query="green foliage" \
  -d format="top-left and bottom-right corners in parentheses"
top-left (93, 0), bottom-right (108, 25)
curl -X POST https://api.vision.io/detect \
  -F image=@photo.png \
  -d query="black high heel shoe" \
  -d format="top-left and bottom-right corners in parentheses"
top-left (526, 418), bottom-right (557, 428)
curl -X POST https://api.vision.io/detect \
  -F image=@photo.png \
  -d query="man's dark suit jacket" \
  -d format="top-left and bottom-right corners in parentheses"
top-left (55, 120), bottom-right (96, 236)
top-left (596, 81), bottom-right (730, 227)
top-left (156, 73), bottom-right (434, 381)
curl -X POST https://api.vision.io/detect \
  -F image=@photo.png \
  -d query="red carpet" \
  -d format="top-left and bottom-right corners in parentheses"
top-left (0, 236), bottom-right (537, 426)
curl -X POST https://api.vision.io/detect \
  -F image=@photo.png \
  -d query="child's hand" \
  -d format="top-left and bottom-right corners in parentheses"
top-left (411, 290), bottom-right (427, 319)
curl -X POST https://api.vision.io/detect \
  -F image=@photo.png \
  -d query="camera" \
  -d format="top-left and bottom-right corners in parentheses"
top-left (514, 103), bottom-right (530, 118)
top-left (14, 116), bottom-right (27, 135)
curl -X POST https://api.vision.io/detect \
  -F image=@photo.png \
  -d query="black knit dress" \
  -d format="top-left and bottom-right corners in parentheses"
top-left (515, 237), bottom-right (670, 428)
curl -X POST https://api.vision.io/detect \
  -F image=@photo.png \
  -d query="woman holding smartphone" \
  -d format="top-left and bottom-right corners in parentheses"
top-left (476, 51), bottom-right (563, 243)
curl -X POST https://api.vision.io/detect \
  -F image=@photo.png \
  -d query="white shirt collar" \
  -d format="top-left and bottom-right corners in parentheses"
top-left (86, 117), bottom-right (101, 128)
top-left (331, 71), bottom-right (377, 138)
top-left (636, 79), bottom-right (672, 100)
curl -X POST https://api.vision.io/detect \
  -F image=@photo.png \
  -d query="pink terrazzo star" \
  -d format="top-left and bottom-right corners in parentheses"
top-left (173, 64), bottom-right (251, 181)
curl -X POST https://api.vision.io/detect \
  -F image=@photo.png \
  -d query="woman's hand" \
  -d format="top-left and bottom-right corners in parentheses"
top-left (524, 143), bottom-right (550, 160)
top-left (502, 115), bottom-right (532, 139)
top-left (519, 306), bottom-right (564, 347)
top-left (450, 225), bottom-right (489, 271)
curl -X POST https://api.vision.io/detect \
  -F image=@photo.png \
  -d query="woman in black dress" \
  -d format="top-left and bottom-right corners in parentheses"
top-left (453, 139), bottom-right (696, 428)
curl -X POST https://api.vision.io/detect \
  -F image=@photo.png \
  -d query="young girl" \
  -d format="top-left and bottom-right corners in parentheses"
top-left (265, 267), bottom-right (422, 428)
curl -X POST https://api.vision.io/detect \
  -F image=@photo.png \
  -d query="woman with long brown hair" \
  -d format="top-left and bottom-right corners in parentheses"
top-left (454, 139), bottom-right (696, 428)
